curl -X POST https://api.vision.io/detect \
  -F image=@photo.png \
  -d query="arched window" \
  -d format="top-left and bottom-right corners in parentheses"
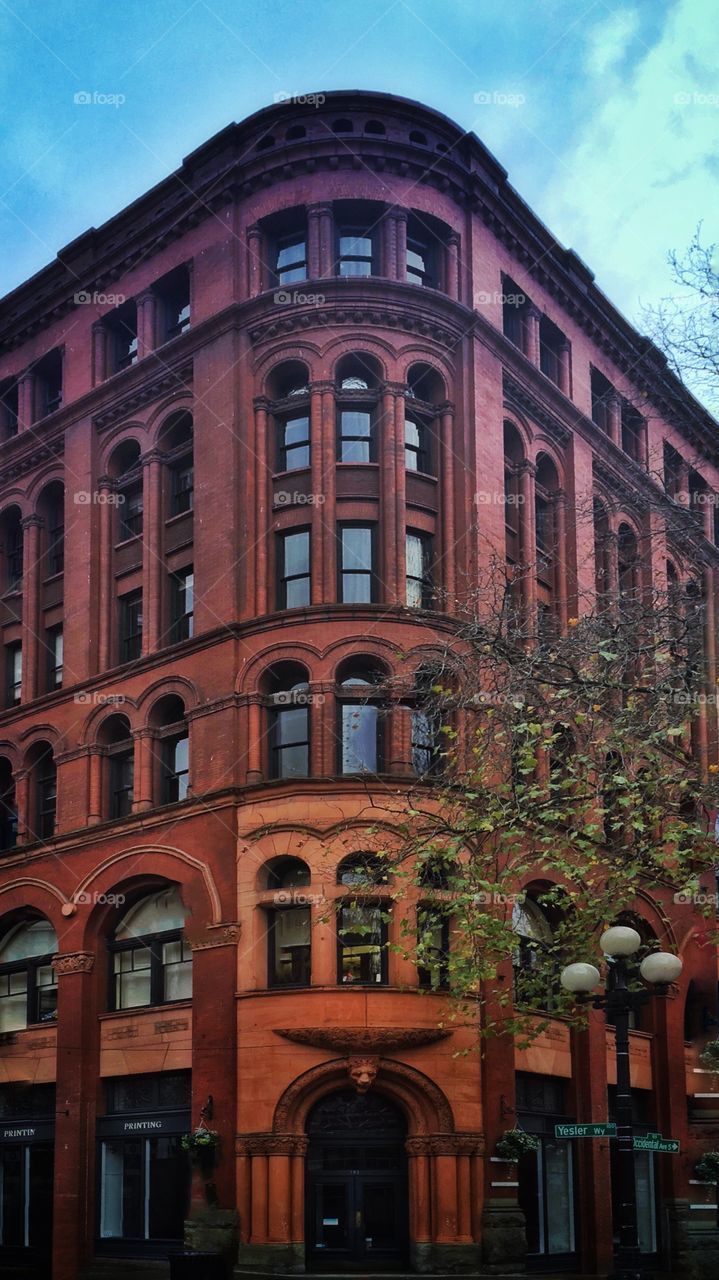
top-left (331, 118), bottom-right (353, 133)
top-left (1, 506), bottom-right (23, 593)
top-left (535, 455), bottom-right (559, 637)
top-left (512, 896), bottom-right (556, 1009)
top-left (264, 858), bottom-right (311, 988)
top-left (149, 696), bottom-right (189, 805)
top-left (335, 355), bottom-right (382, 464)
top-left (37, 481), bottom-right (65, 577)
top-left (99, 715), bottom-right (134, 820)
top-left (336, 855), bottom-right (389, 985)
top-left (0, 919), bottom-right (58, 1031)
top-left (27, 743), bottom-right (56, 841)
top-left (0, 757), bottom-right (17, 852)
top-left (404, 364), bottom-right (443, 477)
top-left (108, 440), bottom-right (143, 543)
top-left (263, 662), bottom-right (311, 779)
top-left (110, 886), bottom-right (191, 1010)
top-left (336, 661), bottom-right (386, 774)
top-left (269, 361), bottom-right (311, 473)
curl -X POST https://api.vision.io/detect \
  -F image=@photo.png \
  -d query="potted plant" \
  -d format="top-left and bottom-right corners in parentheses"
top-left (495, 1129), bottom-right (540, 1161)
top-left (695, 1151), bottom-right (719, 1183)
top-left (182, 1127), bottom-right (220, 1168)
top-left (700, 1041), bottom-right (719, 1073)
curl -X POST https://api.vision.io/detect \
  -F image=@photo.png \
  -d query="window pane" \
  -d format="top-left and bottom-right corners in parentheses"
top-left (114, 947), bottom-right (152, 1009)
top-left (339, 235), bottom-right (372, 257)
top-left (340, 410), bottom-right (371, 438)
top-left (270, 907), bottom-right (311, 985)
top-left (283, 531), bottom-right (309, 577)
top-left (342, 526), bottom-right (372, 570)
top-left (285, 576), bottom-right (310, 608)
top-left (0, 971), bottom-right (27, 1032)
top-left (162, 940), bottom-right (192, 1001)
top-left (277, 241), bottom-right (306, 269)
top-left (339, 905), bottom-right (384, 983)
top-left (341, 704), bottom-right (378, 773)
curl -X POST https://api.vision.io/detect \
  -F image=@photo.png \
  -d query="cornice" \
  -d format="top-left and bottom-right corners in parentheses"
top-left (274, 1026), bottom-right (451, 1053)
top-left (0, 437), bottom-right (64, 489)
top-left (94, 360), bottom-right (193, 431)
top-left (502, 371), bottom-right (571, 447)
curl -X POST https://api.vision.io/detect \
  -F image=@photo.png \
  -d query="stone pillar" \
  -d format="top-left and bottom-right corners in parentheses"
top-left (14, 768), bottom-right (30, 843)
top-left (134, 729), bottom-right (154, 811)
top-left (394, 390), bottom-right (408, 602)
top-left (246, 225), bottom-right (263, 297)
top-left (570, 1006), bottom-right (613, 1273)
top-left (20, 514), bottom-right (42, 702)
top-left (525, 305), bottom-right (541, 365)
top-left (440, 404), bottom-right (456, 603)
top-left (518, 461), bottom-right (537, 623)
top-left (141, 449), bottom-right (164, 654)
top-left (320, 383), bottom-right (337, 593)
top-left (606, 392), bottom-right (622, 448)
top-left (394, 210), bottom-right (408, 281)
top-left (92, 321), bottom-right (109, 385)
top-left (380, 387), bottom-right (399, 601)
top-left (17, 371), bottom-right (35, 431)
top-left (136, 289), bottom-right (158, 358)
top-left (307, 204), bottom-right (323, 279)
top-left (446, 232), bottom-right (460, 301)
top-left (554, 490), bottom-right (569, 632)
top-left (267, 1149), bottom-right (292, 1241)
top-left (253, 399), bottom-right (270, 616)
top-left (87, 747), bottom-right (103, 825)
top-left (383, 210), bottom-right (397, 278)
top-left (310, 388), bottom-right (324, 604)
top-left (317, 205), bottom-right (334, 280)
top-left (52, 951), bottom-right (99, 1280)
top-left (246, 699), bottom-right (263, 784)
top-left (96, 475), bottom-right (114, 672)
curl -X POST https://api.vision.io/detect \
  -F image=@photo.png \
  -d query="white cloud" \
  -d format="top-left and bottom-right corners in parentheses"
top-left (584, 7), bottom-right (641, 79)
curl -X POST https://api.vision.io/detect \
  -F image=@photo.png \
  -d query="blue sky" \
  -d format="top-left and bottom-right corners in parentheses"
top-left (0, 0), bottom-right (716, 334)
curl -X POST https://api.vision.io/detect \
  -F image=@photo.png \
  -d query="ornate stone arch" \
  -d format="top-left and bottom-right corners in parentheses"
top-left (272, 1056), bottom-right (454, 1136)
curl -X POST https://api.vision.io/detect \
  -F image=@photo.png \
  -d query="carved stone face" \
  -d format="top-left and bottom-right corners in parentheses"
top-left (348, 1056), bottom-right (378, 1093)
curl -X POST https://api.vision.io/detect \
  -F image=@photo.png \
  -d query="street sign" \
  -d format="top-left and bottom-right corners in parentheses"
top-left (633, 1135), bottom-right (680, 1153)
top-left (554, 1122), bottom-right (617, 1138)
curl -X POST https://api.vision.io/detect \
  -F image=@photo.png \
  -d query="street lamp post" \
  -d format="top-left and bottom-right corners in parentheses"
top-left (560, 926), bottom-right (683, 1280)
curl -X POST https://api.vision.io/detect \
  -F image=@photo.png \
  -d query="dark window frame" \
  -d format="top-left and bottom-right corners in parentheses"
top-left (159, 732), bottom-right (189, 805)
top-left (336, 399), bottom-right (377, 464)
top-left (277, 528), bottom-right (311, 610)
top-left (108, 745), bottom-right (134, 820)
top-left (338, 522), bottom-right (377, 604)
top-left (45, 625), bottom-right (63, 691)
top-left (108, 928), bottom-right (191, 1012)
top-left (119, 591), bottom-right (143, 664)
top-left (269, 692), bottom-right (310, 779)
top-left (406, 529), bottom-right (434, 608)
top-left (336, 225), bottom-right (377, 277)
top-left (0, 948), bottom-right (57, 1027)
top-left (5, 642), bottom-right (22, 706)
top-left (277, 410), bottom-right (311, 472)
top-left (336, 900), bottom-right (389, 985)
top-left (267, 905), bottom-right (311, 988)
top-left (169, 567), bottom-right (194, 644)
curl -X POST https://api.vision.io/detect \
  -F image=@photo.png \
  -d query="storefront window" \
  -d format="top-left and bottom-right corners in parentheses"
top-left (516, 1073), bottom-right (578, 1263)
top-left (0, 1084), bottom-right (55, 1257)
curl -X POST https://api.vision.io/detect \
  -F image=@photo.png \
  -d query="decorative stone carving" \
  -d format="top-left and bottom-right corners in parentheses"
top-left (406, 1133), bottom-right (485, 1156)
top-left (347, 1056), bottom-right (379, 1093)
top-left (272, 1056), bottom-right (455, 1134)
top-left (236, 1133), bottom-right (308, 1156)
top-left (273, 1026), bottom-right (451, 1053)
top-left (188, 924), bottom-right (241, 951)
top-left (53, 951), bottom-right (95, 975)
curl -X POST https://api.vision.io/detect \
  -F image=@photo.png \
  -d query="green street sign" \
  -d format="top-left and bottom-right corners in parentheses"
top-left (633, 1135), bottom-right (680, 1154)
top-left (554, 1123), bottom-right (617, 1138)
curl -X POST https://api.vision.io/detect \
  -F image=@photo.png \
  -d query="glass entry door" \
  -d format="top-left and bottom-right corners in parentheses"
top-left (310, 1173), bottom-right (405, 1263)
top-left (519, 1136), bottom-right (576, 1264)
top-left (0, 1143), bottom-right (54, 1257)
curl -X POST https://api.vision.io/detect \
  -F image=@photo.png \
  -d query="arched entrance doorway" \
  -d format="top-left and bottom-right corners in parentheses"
top-left (305, 1089), bottom-right (408, 1269)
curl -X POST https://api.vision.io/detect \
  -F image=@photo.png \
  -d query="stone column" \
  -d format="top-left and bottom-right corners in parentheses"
top-left (17, 371), bottom-right (35, 431)
top-left (141, 449), bottom-right (164, 654)
top-left (87, 747), bottom-right (103, 825)
top-left (440, 404), bottom-right (456, 603)
top-left (92, 321), bottom-right (109, 385)
top-left (394, 390), bottom-right (408, 601)
top-left (310, 388), bottom-right (324, 604)
top-left (20, 514), bottom-right (42, 702)
top-left (246, 698), bottom-right (263, 784)
top-left (14, 768), bottom-right (30, 843)
top-left (134, 729), bottom-right (154, 812)
top-left (307, 204), bottom-right (323, 279)
top-left (393, 210), bottom-right (408, 281)
top-left (96, 475), bottom-right (114, 672)
top-left (380, 387), bottom-right (400, 601)
top-left (267, 1148), bottom-right (292, 1242)
top-left (558, 340), bottom-right (572, 397)
top-left (554, 490), bottom-right (569, 632)
top-left (246, 225), bottom-right (263, 297)
top-left (320, 383), bottom-right (337, 594)
top-left (253, 399), bottom-right (270, 616)
top-left (317, 205), bottom-right (334, 280)
top-left (136, 289), bottom-right (158, 358)
top-left (446, 232), bottom-right (460, 300)
top-left (524, 305), bottom-right (541, 365)
top-left (606, 392), bottom-right (622, 448)
top-left (52, 951), bottom-right (100, 1280)
top-left (518, 461), bottom-right (537, 623)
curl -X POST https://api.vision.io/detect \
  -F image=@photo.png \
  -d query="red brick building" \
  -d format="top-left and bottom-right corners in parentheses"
top-left (0, 90), bottom-right (717, 1280)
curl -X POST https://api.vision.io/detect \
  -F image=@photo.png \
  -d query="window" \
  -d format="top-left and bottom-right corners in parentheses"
top-left (338, 667), bottom-right (384, 774)
top-left (0, 758), bottom-right (17, 852)
top-left (109, 749), bottom-right (134, 820)
top-left (538, 316), bottom-right (566, 387)
top-left (278, 413), bottom-right (310, 471)
top-left (406, 217), bottom-right (437, 287)
top-left (664, 443), bottom-right (683, 500)
top-left (417, 909), bottom-right (449, 989)
top-left (154, 265), bottom-right (191, 342)
top-left (0, 921), bottom-right (58, 1031)
top-left (45, 625), bottom-right (63, 691)
top-left (107, 302), bottom-right (138, 373)
top-left (32, 747), bottom-right (56, 841)
top-left (47, 494), bottom-right (64, 575)
top-left (405, 413), bottom-right (431, 473)
top-left (590, 367), bottom-right (614, 434)
top-left (275, 233), bottom-right (308, 286)
top-left (119, 591), bottom-right (143, 663)
top-left (337, 407), bottom-right (375, 463)
top-left (338, 904), bottom-right (387, 984)
top-left (0, 380), bottom-right (18, 438)
top-left (3, 511), bottom-right (23, 591)
top-left (512, 898), bottom-right (557, 1010)
top-left (278, 529), bottom-right (310, 608)
top-left (34, 349), bottom-right (63, 418)
top-left (406, 531), bottom-right (433, 608)
top-left (502, 277), bottom-right (531, 352)
top-left (110, 887), bottom-right (192, 1010)
top-left (269, 686), bottom-right (310, 779)
top-left (411, 707), bottom-right (441, 775)
top-left (339, 524), bottom-right (376, 604)
top-left (170, 460), bottom-right (194, 515)
top-left (5, 644), bottom-right (21, 706)
top-left (337, 227), bottom-right (376, 277)
top-left (268, 906), bottom-right (311, 986)
top-left (118, 484), bottom-right (143, 541)
top-left (621, 399), bottom-right (645, 464)
top-left (169, 568), bottom-right (193, 643)
top-left (161, 735), bottom-right (189, 804)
